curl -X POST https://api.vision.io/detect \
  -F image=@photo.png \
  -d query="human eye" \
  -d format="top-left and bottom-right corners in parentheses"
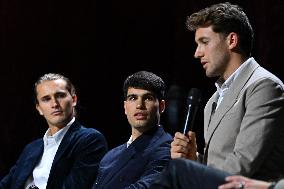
top-left (126, 95), bottom-right (137, 101)
top-left (144, 95), bottom-right (155, 101)
top-left (56, 92), bottom-right (67, 99)
top-left (198, 37), bottom-right (209, 45)
top-left (41, 96), bottom-right (50, 102)
top-left (201, 39), bottom-right (209, 44)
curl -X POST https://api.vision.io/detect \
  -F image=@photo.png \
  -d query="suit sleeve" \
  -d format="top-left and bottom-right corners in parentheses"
top-left (0, 165), bottom-right (15, 189)
top-left (61, 130), bottom-right (108, 189)
top-left (126, 141), bottom-right (171, 189)
top-left (0, 141), bottom-right (39, 189)
top-left (222, 78), bottom-right (284, 176)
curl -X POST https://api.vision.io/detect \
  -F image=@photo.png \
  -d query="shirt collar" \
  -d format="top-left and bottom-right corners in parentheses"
top-left (126, 135), bottom-right (133, 148)
top-left (215, 57), bottom-right (252, 93)
top-left (43, 117), bottom-right (75, 146)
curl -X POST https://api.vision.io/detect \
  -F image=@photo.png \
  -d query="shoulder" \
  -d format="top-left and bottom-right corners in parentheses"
top-left (239, 66), bottom-right (284, 100)
top-left (157, 127), bottom-right (173, 144)
top-left (105, 144), bottom-right (125, 155)
top-left (248, 66), bottom-right (284, 89)
top-left (146, 128), bottom-right (172, 156)
top-left (23, 138), bottom-right (43, 151)
top-left (69, 124), bottom-right (108, 149)
top-left (99, 144), bottom-right (125, 161)
top-left (75, 124), bottom-right (106, 141)
top-left (244, 76), bottom-right (284, 99)
top-left (14, 138), bottom-right (43, 162)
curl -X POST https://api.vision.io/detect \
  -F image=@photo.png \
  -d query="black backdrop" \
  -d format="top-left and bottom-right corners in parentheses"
top-left (1, 0), bottom-right (283, 177)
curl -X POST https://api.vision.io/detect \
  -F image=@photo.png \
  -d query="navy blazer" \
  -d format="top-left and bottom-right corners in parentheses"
top-left (93, 126), bottom-right (172, 189)
top-left (0, 120), bottom-right (108, 189)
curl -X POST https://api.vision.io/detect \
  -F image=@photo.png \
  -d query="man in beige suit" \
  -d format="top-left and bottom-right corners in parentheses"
top-left (166, 1), bottom-right (284, 184)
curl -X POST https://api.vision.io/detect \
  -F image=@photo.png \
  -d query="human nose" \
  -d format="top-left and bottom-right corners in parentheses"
top-left (51, 97), bottom-right (59, 108)
top-left (136, 98), bottom-right (145, 109)
top-left (194, 45), bottom-right (203, 58)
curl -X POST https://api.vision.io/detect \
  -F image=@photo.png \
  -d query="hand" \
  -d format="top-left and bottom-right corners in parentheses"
top-left (170, 131), bottom-right (197, 160)
top-left (218, 175), bottom-right (271, 189)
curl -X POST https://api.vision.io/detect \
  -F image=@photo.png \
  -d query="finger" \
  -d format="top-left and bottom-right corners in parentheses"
top-left (171, 145), bottom-right (189, 154)
top-left (171, 152), bottom-right (188, 159)
top-left (174, 132), bottom-right (190, 142)
top-left (219, 181), bottom-right (241, 189)
top-left (225, 175), bottom-right (246, 182)
top-left (187, 131), bottom-right (196, 138)
top-left (171, 138), bottom-right (190, 148)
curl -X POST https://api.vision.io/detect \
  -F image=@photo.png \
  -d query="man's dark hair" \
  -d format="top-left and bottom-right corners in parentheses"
top-left (186, 2), bottom-right (254, 57)
top-left (34, 73), bottom-right (76, 104)
top-left (123, 71), bottom-right (165, 101)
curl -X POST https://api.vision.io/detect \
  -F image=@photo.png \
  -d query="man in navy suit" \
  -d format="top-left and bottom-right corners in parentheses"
top-left (0, 73), bottom-right (108, 189)
top-left (93, 71), bottom-right (173, 189)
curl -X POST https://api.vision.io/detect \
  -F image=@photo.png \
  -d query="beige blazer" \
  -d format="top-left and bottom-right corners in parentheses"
top-left (203, 58), bottom-right (284, 180)
top-left (275, 179), bottom-right (284, 189)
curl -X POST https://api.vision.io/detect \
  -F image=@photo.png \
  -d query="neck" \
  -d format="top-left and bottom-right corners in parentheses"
top-left (47, 117), bottom-right (74, 136)
top-left (131, 124), bottom-right (157, 141)
top-left (222, 53), bottom-right (248, 80)
top-left (48, 126), bottom-right (64, 136)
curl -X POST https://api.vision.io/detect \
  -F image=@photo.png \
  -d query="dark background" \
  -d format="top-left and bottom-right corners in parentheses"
top-left (1, 0), bottom-right (283, 177)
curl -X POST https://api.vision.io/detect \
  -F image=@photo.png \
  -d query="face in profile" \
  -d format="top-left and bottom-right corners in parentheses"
top-left (194, 26), bottom-right (231, 79)
top-left (124, 88), bottom-right (165, 132)
top-left (35, 79), bottom-right (77, 128)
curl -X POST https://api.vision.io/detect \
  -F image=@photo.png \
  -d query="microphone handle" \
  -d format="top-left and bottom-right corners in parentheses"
top-left (183, 104), bottom-right (192, 134)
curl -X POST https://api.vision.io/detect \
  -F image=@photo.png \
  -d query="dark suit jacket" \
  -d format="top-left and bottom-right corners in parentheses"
top-left (93, 126), bottom-right (172, 189)
top-left (0, 120), bottom-right (108, 189)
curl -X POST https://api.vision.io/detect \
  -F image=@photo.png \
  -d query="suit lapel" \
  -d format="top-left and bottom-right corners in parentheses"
top-left (205, 59), bottom-right (260, 145)
top-left (48, 121), bottom-right (80, 180)
top-left (100, 144), bottom-right (136, 185)
top-left (100, 126), bottom-right (163, 185)
top-left (204, 92), bottom-right (219, 137)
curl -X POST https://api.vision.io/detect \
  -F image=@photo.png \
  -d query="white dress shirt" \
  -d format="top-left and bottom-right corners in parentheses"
top-left (25, 117), bottom-right (75, 189)
top-left (215, 57), bottom-right (252, 109)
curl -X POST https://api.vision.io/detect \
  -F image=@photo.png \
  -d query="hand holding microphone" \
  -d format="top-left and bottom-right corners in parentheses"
top-left (170, 88), bottom-right (201, 160)
top-left (171, 131), bottom-right (198, 160)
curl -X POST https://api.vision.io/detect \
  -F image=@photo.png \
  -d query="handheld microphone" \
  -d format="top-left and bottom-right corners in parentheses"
top-left (183, 88), bottom-right (202, 134)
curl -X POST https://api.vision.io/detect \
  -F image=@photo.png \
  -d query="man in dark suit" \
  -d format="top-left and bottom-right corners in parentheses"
top-left (93, 71), bottom-right (173, 189)
top-left (0, 73), bottom-right (108, 189)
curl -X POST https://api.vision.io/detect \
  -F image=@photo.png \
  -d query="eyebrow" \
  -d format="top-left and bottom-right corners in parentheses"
top-left (39, 91), bottom-right (67, 99)
top-left (196, 36), bottom-right (209, 42)
top-left (126, 92), bottom-right (154, 98)
top-left (126, 94), bottom-right (136, 98)
top-left (39, 95), bottom-right (50, 101)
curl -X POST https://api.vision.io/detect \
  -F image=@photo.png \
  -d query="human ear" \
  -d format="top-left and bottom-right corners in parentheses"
top-left (36, 104), bottom-right (43, 115)
top-left (227, 32), bottom-right (238, 50)
top-left (159, 100), bottom-right (165, 113)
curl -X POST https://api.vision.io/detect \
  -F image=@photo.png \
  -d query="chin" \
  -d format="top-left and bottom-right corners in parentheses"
top-left (133, 123), bottom-right (145, 128)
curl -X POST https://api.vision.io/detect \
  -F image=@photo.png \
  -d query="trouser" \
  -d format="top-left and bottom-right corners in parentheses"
top-left (150, 158), bottom-right (231, 189)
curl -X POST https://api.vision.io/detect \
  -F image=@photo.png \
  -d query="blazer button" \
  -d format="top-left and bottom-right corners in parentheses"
top-left (119, 177), bottom-right (124, 182)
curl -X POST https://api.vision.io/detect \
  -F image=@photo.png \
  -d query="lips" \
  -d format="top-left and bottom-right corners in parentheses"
top-left (201, 60), bottom-right (208, 69)
top-left (134, 112), bottom-right (147, 120)
top-left (201, 60), bottom-right (208, 65)
top-left (51, 110), bottom-right (63, 115)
